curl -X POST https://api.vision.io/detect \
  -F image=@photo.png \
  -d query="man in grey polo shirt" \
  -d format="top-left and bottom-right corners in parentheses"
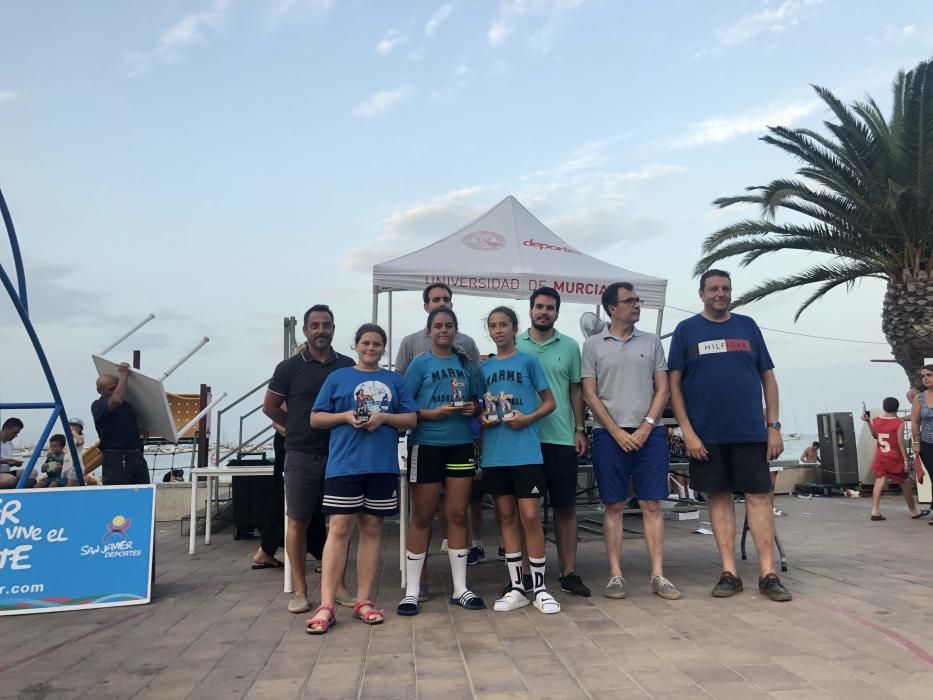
top-left (395, 283), bottom-right (480, 373)
top-left (581, 282), bottom-right (680, 601)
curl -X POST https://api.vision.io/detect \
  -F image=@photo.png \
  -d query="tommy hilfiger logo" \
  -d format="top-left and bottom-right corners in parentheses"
top-left (697, 339), bottom-right (751, 355)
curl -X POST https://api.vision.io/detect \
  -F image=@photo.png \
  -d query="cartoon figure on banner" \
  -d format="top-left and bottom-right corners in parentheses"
top-left (450, 378), bottom-right (465, 407)
top-left (102, 515), bottom-right (132, 543)
top-left (483, 392), bottom-right (499, 423)
top-left (498, 391), bottom-right (515, 422)
top-left (354, 388), bottom-right (372, 423)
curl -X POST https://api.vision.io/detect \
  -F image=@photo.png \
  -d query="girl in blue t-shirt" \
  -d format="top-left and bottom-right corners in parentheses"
top-left (478, 306), bottom-right (560, 615)
top-left (397, 308), bottom-right (485, 616)
top-left (307, 323), bottom-right (417, 634)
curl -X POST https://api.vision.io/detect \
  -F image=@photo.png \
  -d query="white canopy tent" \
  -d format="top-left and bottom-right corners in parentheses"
top-left (371, 195), bottom-right (669, 351)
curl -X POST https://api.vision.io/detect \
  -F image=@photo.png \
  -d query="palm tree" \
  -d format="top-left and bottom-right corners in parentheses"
top-left (695, 57), bottom-right (933, 382)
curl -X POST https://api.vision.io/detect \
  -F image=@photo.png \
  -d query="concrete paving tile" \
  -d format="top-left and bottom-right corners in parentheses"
top-left (698, 681), bottom-right (772, 699)
top-left (771, 655), bottom-right (852, 681)
top-left (767, 689), bottom-right (834, 699)
top-left (246, 678), bottom-right (306, 699)
top-left (628, 669), bottom-right (701, 695)
top-left (814, 678), bottom-right (899, 699)
top-left (734, 664), bottom-right (811, 691)
top-left (471, 667), bottom-right (528, 694)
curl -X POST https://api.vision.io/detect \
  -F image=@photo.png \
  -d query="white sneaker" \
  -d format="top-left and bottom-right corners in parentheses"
top-left (494, 589), bottom-right (530, 612)
top-left (533, 591), bottom-right (561, 614)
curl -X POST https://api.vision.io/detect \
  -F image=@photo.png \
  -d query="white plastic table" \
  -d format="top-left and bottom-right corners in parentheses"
top-left (188, 466), bottom-right (273, 555)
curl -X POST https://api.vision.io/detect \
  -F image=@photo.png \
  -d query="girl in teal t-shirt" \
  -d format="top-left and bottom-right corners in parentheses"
top-left (478, 306), bottom-right (560, 615)
top-left (398, 308), bottom-right (485, 615)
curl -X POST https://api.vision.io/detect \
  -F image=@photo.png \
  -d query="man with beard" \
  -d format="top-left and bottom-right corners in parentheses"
top-left (515, 287), bottom-right (590, 597)
top-left (263, 305), bottom-right (354, 613)
top-left (395, 283), bottom-right (480, 374)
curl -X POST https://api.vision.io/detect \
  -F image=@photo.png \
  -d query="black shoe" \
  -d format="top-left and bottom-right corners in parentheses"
top-left (500, 574), bottom-right (533, 597)
top-left (758, 573), bottom-right (792, 602)
top-left (559, 572), bottom-right (591, 597)
top-left (711, 571), bottom-right (744, 598)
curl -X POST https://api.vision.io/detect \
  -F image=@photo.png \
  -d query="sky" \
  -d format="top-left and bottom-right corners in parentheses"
top-left (2, 0), bottom-right (933, 446)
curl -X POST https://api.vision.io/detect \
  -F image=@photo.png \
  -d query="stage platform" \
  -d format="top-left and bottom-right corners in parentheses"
top-left (2, 494), bottom-right (932, 699)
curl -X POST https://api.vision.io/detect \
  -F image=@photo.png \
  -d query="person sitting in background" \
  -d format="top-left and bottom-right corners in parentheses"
top-left (0, 417), bottom-right (25, 488)
top-left (162, 468), bottom-right (185, 483)
top-left (36, 434), bottom-right (68, 488)
top-left (799, 442), bottom-right (820, 464)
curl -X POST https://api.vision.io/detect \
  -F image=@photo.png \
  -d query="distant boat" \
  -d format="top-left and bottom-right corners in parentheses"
top-left (784, 432), bottom-right (801, 440)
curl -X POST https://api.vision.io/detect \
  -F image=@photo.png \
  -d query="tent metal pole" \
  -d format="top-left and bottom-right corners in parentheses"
top-left (388, 291), bottom-right (393, 370)
top-left (655, 307), bottom-right (664, 336)
top-left (372, 287), bottom-right (379, 324)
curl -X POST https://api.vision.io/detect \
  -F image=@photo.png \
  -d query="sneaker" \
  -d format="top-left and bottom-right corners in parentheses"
top-left (650, 574), bottom-right (682, 600)
top-left (288, 593), bottom-right (310, 613)
top-left (418, 584), bottom-right (430, 603)
top-left (758, 573), bottom-right (792, 602)
top-left (559, 572), bottom-right (591, 597)
top-left (500, 574), bottom-right (532, 597)
top-left (494, 589), bottom-right (530, 612)
top-left (532, 591), bottom-right (561, 614)
top-left (497, 545), bottom-right (506, 560)
top-left (603, 575), bottom-right (626, 599)
top-left (711, 571), bottom-right (743, 598)
top-left (467, 545), bottom-right (486, 566)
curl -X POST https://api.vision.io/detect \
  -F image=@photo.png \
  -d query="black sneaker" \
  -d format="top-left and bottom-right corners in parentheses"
top-left (758, 573), bottom-right (792, 602)
top-left (500, 574), bottom-right (532, 597)
top-left (711, 571), bottom-right (744, 598)
top-left (559, 572), bottom-right (591, 597)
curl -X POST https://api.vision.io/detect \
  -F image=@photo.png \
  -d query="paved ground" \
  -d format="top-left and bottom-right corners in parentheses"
top-left (2, 494), bottom-right (933, 699)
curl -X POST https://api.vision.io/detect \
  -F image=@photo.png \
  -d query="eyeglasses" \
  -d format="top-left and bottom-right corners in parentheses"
top-left (613, 297), bottom-right (641, 307)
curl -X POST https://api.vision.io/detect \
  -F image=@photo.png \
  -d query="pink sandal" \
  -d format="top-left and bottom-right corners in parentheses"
top-left (352, 599), bottom-right (385, 625)
top-left (306, 604), bottom-right (337, 635)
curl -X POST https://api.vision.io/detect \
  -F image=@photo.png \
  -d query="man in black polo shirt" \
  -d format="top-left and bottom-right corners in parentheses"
top-left (92, 362), bottom-right (149, 485)
top-left (263, 304), bottom-right (354, 614)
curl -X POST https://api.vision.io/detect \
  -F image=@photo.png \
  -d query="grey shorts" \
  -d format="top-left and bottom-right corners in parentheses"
top-left (284, 451), bottom-right (327, 519)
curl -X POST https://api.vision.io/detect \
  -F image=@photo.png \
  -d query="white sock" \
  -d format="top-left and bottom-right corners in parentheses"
top-left (505, 551), bottom-right (523, 593)
top-left (405, 550), bottom-right (426, 599)
top-left (530, 556), bottom-right (546, 597)
top-left (472, 539), bottom-right (483, 548)
top-left (448, 547), bottom-right (469, 597)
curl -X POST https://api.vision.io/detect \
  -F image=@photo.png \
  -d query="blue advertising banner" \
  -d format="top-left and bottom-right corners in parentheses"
top-left (0, 485), bottom-right (155, 615)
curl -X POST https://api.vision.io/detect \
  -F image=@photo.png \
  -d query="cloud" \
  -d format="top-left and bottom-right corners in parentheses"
top-left (352, 86), bottom-right (412, 117)
top-left (673, 99), bottom-right (822, 147)
top-left (342, 186), bottom-right (492, 271)
top-left (265, 0), bottom-right (334, 31)
top-left (425, 3), bottom-right (455, 37)
top-left (486, 0), bottom-right (583, 50)
top-left (869, 24), bottom-right (917, 44)
top-left (376, 29), bottom-right (409, 55)
top-left (0, 90), bottom-right (17, 107)
top-left (341, 141), bottom-right (684, 270)
top-left (715, 0), bottom-right (822, 47)
top-left (124, 0), bottom-right (231, 78)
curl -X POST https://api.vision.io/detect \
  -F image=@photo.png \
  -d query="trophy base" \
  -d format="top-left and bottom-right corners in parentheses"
top-left (486, 414), bottom-right (500, 423)
top-left (356, 414), bottom-right (370, 423)
top-left (451, 401), bottom-right (464, 407)
top-left (502, 412), bottom-right (516, 422)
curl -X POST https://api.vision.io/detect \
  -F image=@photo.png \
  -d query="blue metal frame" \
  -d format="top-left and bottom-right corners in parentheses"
top-left (0, 188), bottom-right (85, 487)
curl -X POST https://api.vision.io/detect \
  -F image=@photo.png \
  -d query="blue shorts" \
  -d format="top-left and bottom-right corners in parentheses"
top-left (592, 426), bottom-right (668, 503)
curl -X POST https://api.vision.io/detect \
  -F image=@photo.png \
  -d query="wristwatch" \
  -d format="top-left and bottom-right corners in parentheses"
top-left (766, 421), bottom-right (782, 430)
top-left (575, 426), bottom-right (585, 432)
top-left (643, 416), bottom-right (656, 426)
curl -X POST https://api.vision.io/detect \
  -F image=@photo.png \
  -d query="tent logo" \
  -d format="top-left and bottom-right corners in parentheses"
top-left (462, 231), bottom-right (506, 251)
top-left (523, 238), bottom-right (581, 255)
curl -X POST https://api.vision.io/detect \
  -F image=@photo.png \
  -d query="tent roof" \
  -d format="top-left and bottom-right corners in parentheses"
top-left (372, 195), bottom-right (667, 308)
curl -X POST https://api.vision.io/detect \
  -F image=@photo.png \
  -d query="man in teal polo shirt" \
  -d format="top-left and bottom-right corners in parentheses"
top-left (516, 286), bottom-right (591, 597)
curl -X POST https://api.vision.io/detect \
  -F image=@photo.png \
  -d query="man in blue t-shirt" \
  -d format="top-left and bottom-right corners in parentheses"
top-left (669, 270), bottom-right (791, 602)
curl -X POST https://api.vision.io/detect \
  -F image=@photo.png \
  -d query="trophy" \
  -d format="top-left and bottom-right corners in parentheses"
top-left (354, 389), bottom-right (371, 423)
top-left (450, 378), bottom-right (465, 407)
top-left (498, 391), bottom-right (515, 422)
top-left (483, 392), bottom-right (499, 423)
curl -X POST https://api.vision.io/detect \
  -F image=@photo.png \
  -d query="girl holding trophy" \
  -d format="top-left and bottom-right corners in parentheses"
top-left (307, 324), bottom-right (417, 634)
top-left (478, 307), bottom-right (560, 614)
top-left (398, 308), bottom-right (485, 615)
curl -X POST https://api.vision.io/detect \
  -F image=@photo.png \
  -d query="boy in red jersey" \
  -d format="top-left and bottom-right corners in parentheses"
top-left (864, 397), bottom-right (929, 521)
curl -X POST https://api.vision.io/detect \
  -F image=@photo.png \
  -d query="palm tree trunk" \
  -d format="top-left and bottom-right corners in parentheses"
top-left (882, 272), bottom-right (933, 385)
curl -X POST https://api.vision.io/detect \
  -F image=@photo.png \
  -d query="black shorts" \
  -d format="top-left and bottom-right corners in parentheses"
top-left (283, 451), bottom-right (326, 519)
top-left (408, 443), bottom-right (475, 484)
top-left (321, 473), bottom-right (399, 516)
top-left (102, 450), bottom-right (150, 485)
top-left (483, 464), bottom-right (546, 500)
top-left (689, 442), bottom-right (771, 495)
top-left (541, 443), bottom-right (579, 510)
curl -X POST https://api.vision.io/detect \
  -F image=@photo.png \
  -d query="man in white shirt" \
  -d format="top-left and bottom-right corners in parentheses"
top-left (0, 417), bottom-right (25, 489)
